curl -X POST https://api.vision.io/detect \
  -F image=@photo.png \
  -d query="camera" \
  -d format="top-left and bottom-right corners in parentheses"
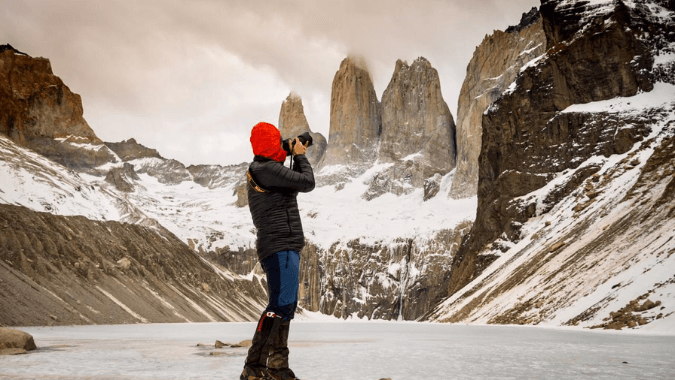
top-left (282, 131), bottom-right (313, 155)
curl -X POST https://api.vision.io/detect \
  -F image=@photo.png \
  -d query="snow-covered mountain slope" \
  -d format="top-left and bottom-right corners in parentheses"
top-left (0, 135), bottom-right (270, 325)
top-left (425, 0), bottom-right (675, 331)
top-left (0, 135), bottom-right (125, 222)
top-left (426, 84), bottom-right (675, 330)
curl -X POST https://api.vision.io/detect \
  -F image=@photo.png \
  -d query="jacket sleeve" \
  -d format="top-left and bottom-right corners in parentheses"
top-left (258, 155), bottom-right (315, 193)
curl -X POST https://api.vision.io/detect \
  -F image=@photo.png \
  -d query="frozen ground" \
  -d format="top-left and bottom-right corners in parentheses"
top-left (2, 321), bottom-right (674, 380)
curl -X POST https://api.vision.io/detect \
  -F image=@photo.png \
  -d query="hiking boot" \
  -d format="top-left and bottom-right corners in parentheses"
top-left (242, 312), bottom-right (282, 378)
top-left (268, 367), bottom-right (299, 380)
top-left (240, 365), bottom-right (272, 380)
top-left (268, 320), bottom-right (300, 380)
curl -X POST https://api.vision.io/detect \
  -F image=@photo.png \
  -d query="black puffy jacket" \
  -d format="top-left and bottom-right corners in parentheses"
top-left (247, 154), bottom-right (315, 262)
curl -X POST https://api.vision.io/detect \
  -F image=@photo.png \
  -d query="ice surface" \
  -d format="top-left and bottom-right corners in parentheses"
top-left (3, 322), bottom-right (674, 380)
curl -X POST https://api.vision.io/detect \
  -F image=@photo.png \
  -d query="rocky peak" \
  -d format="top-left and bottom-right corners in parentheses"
top-left (450, 11), bottom-right (546, 199)
top-left (0, 46), bottom-right (99, 145)
top-left (0, 44), bottom-right (28, 56)
top-left (278, 92), bottom-right (327, 166)
top-left (278, 92), bottom-right (310, 138)
top-left (320, 56), bottom-right (381, 169)
top-left (505, 7), bottom-right (540, 33)
top-left (380, 56), bottom-right (455, 168)
top-left (105, 138), bottom-right (162, 162)
top-left (0, 46), bottom-right (120, 174)
top-left (364, 57), bottom-right (456, 200)
top-left (105, 162), bottom-right (140, 192)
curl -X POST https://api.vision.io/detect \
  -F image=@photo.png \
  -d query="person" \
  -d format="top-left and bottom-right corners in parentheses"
top-left (241, 122), bottom-right (315, 380)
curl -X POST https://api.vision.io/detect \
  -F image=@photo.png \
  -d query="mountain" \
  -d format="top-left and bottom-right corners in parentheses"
top-left (0, 46), bottom-right (269, 325)
top-left (278, 92), bottom-right (327, 166)
top-left (278, 55), bottom-right (468, 320)
top-left (0, 44), bottom-right (117, 175)
top-left (3, 0), bottom-right (673, 331)
top-left (318, 55), bottom-right (458, 203)
top-left (0, 47), bottom-right (474, 323)
top-left (450, 8), bottom-right (546, 199)
top-left (426, 0), bottom-right (675, 330)
top-left (380, 58), bottom-right (456, 168)
top-left (366, 57), bottom-right (456, 201)
top-left (0, 136), bottom-right (268, 325)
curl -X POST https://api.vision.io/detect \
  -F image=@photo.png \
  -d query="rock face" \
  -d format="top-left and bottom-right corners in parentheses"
top-left (0, 45), bottom-right (116, 172)
top-left (0, 203), bottom-right (267, 326)
top-left (105, 138), bottom-right (161, 162)
top-left (188, 162), bottom-right (248, 189)
top-left (278, 93), bottom-right (327, 166)
top-left (380, 57), bottom-right (456, 169)
top-left (0, 45), bottom-right (98, 144)
top-left (297, 222), bottom-right (472, 320)
top-left (321, 56), bottom-right (381, 169)
top-left (450, 8), bottom-right (546, 199)
top-left (131, 157), bottom-right (193, 185)
top-left (364, 58), bottom-right (456, 200)
top-left (105, 162), bottom-right (140, 192)
top-left (445, 0), bottom-right (668, 298)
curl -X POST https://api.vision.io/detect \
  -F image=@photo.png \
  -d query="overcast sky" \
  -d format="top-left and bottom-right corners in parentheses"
top-left (1, 0), bottom-right (539, 166)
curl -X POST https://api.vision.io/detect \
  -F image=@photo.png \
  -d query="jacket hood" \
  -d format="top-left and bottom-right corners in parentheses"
top-left (250, 122), bottom-right (286, 163)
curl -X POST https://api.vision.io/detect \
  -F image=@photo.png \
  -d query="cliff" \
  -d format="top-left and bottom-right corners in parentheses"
top-left (450, 8), bottom-right (546, 199)
top-left (320, 56), bottom-right (381, 171)
top-left (297, 223), bottom-right (471, 320)
top-left (0, 44), bottom-right (118, 173)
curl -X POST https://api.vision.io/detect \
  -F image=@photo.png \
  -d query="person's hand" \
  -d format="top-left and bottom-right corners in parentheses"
top-left (292, 138), bottom-right (308, 156)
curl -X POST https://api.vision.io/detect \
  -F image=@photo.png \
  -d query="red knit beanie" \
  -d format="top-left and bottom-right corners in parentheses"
top-left (250, 122), bottom-right (287, 163)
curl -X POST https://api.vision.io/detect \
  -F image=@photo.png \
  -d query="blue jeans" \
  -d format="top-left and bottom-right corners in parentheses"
top-left (260, 250), bottom-right (300, 320)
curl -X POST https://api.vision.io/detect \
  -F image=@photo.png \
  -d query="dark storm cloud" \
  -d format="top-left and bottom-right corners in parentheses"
top-left (0, 0), bottom-right (539, 166)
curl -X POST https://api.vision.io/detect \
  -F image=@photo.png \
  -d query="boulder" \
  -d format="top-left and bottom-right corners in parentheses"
top-left (0, 328), bottom-right (37, 353)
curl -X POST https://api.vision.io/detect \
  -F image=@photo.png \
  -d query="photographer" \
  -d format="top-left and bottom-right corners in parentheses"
top-left (241, 122), bottom-right (315, 380)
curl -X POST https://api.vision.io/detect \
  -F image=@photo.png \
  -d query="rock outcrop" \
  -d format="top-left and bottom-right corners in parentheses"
top-left (450, 8), bottom-right (546, 199)
top-left (278, 92), bottom-right (327, 166)
top-left (0, 45), bottom-right (117, 173)
top-left (105, 138), bottom-right (161, 162)
top-left (105, 162), bottom-right (140, 192)
top-left (0, 204), bottom-right (267, 326)
top-left (0, 328), bottom-right (37, 355)
top-left (188, 162), bottom-right (248, 190)
top-left (445, 0), bottom-right (668, 298)
top-left (131, 157), bottom-right (193, 185)
top-left (320, 56), bottom-right (381, 171)
top-left (0, 45), bottom-right (99, 144)
top-left (364, 57), bottom-right (456, 200)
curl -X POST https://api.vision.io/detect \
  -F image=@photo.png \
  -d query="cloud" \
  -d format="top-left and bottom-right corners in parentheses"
top-left (0, 0), bottom-right (540, 166)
